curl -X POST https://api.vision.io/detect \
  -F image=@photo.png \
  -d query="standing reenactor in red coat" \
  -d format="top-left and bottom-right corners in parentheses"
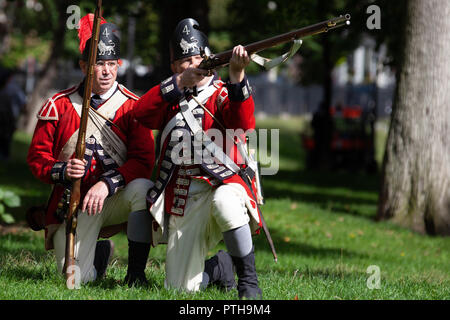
top-left (27, 14), bottom-right (155, 285)
top-left (131, 18), bottom-right (263, 299)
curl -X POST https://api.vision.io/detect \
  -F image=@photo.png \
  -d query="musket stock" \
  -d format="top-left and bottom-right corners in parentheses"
top-left (198, 14), bottom-right (351, 71)
top-left (62, 0), bottom-right (103, 287)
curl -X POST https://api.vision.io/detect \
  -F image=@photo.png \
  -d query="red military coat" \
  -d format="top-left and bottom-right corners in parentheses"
top-left (27, 82), bottom-right (155, 248)
top-left (133, 74), bottom-right (262, 231)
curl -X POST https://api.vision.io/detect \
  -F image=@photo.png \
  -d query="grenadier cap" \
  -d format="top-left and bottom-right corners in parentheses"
top-left (169, 18), bottom-right (209, 62)
top-left (78, 14), bottom-right (121, 61)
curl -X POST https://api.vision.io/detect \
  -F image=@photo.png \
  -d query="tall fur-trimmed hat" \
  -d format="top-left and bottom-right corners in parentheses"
top-left (78, 14), bottom-right (121, 61)
top-left (170, 18), bottom-right (209, 62)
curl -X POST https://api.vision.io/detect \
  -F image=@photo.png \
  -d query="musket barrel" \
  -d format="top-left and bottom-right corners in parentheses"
top-left (245, 14), bottom-right (351, 52)
top-left (198, 14), bottom-right (351, 70)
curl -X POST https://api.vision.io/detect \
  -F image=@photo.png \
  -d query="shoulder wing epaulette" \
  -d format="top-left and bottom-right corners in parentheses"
top-left (37, 86), bottom-right (78, 121)
top-left (118, 84), bottom-right (140, 100)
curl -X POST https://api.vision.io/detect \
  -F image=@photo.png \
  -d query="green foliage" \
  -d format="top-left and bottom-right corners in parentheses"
top-left (216, 0), bottom-right (363, 84)
top-left (0, 188), bottom-right (20, 224)
top-left (1, 34), bottom-right (51, 68)
top-left (0, 0), bottom-right (407, 81)
top-left (0, 0), bottom-right (57, 66)
top-left (0, 0), bottom-right (162, 68)
top-left (129, 3), bottom-right (160, 66)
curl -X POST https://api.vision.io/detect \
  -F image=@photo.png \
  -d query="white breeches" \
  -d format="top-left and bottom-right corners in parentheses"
top-left (165, 179), bottom-right (250, 292)
top-left (53, 178), bottom-right (153, 283)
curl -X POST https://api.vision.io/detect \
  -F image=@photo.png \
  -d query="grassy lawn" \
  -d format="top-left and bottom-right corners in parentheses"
top-left (0, 116), bottom-right (449, 300)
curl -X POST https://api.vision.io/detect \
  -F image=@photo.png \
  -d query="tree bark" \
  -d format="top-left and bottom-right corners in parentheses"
top-left (377, 0), bottom-right (450, 235)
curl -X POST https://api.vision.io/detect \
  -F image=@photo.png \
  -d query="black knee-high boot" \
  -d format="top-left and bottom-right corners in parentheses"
top-left (124, 239), bottom-right (150, 287)
top-left (204, 250), bottom-right (236, 291)
top-left (94, 240), bottom-right (114, 278)
top-left (230, 247), bottom-right (262, 299)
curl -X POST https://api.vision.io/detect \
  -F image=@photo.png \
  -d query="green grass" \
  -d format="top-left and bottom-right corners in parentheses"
top-left (0, 116), bottom-right (449, 300)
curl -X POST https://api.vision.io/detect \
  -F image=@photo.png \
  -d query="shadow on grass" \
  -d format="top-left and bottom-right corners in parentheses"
top-left (300, 268), bottom-right (367, 281)
top-left (0, 232), bottom-right (164, 291)
top-left (253, 227), bottom-right (368, 260)
top-left (1, 265), bottom-right (53, 282)
top-left (262, 168), bottom-right (380, 220)
top-left (266, 265), bottom-right (369, 283)
top-left (91, 273), bottom-right (165, 291)
top-left (0, 232), bottom-right (45, 255)
top-left (0, 233), bottom-right (55, 283)
top-left (90, 276), bottom-right (126, 290)
top-left (263, 168), bottom-right (380, 196)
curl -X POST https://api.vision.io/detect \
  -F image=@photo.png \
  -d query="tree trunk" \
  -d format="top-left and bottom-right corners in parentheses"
top-left (19, 0), bottom-right (70, 134)
top-left (377, 0), bottom-right (450, 235)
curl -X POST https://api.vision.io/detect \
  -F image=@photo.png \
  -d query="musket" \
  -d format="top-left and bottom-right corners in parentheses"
top-left (198, 14), bottom-right (351, 71)
top-left (62, 0), bottom-right (103, 287)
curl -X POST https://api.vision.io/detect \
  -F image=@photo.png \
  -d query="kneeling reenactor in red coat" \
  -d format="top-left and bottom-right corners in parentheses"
top-left (27, 14), bottom-right (155, 285)
top-left (131, 18), bottom-right (263, 299)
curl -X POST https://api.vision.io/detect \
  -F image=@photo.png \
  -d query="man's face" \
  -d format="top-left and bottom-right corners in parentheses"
top-left (171, 55), bottom-right (211, 87)
top-left (79, 59), bottom-right (119, 95)
top-left (171, 55), bottom-right (203, 74)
